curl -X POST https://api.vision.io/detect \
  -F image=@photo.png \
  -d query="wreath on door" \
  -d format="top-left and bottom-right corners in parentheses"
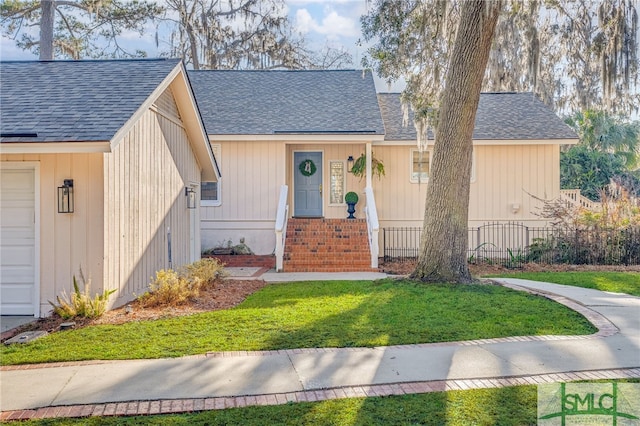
top-left (299, 159), bottom-right (317, 177)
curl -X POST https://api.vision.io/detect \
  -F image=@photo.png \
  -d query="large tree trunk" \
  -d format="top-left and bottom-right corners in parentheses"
top-left (39, 0), bottom-right (55, 60)
top-left (410, 0), bottom-right (501, 284)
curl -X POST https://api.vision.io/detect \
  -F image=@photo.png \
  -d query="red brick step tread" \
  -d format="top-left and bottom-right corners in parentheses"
top-left (283, 218), bottom-right (374, 272)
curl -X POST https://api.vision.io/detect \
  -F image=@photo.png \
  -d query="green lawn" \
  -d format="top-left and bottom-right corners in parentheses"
top-left (489, 271), bottom-right (640, 296)
top-left (18, 380), bottom-right (640, 426)
top-left (0, 279), bottom-right (596, 365)
top-left (14, 386), bottom-right (541, 426)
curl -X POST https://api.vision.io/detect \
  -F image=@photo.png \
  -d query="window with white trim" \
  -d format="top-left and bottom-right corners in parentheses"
top-left (329, 161), bottom-right (346, 204)
top-left (410, 149), bottom-right (430, 183)
top-left (411, 148), bottom-right (477, 183)
top-left (201, 144), bottom-right (221, 206)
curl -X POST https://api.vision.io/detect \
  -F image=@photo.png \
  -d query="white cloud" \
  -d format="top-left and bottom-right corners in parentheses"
top-left (294, 7), bottom-right (358, 40)
top-left (294, 9), bottom-right (315, 34)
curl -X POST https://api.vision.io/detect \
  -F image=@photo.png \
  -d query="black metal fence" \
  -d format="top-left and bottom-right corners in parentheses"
top-left (383, 223), bottom-right (640, 267)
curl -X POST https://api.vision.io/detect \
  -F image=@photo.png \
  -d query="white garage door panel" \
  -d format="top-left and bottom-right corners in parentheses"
top-left (1, 246), bottom-right (35, 264)
top-left (0, 209), bottom-right (34, 228)
top-left (1, 285), bottom-right (32, 303)
top-left (0, 167), bottom-right (36, 316)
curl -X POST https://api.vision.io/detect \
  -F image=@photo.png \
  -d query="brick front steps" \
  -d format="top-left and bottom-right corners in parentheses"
top-left (283, 218), bottom-right (376, 272)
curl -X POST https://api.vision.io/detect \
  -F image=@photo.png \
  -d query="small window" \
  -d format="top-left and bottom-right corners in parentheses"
top-left (329, 161), bottom-right (345, 204)
top-left (201, 181), bottom-right (219, 203)
top-left (411, 149), bottom-right (430, 183)
top-left (202, 144), bottom-right (221, 206)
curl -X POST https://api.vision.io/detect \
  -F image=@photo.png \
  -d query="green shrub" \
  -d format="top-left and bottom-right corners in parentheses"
top-left (345, 191), bottom-right (359, 204)
top-left (183, 258), bottom-right (227, 284)
top-left (139, 259), bottom-right (227, 307)
top-left (49, 272), bottom-right (115, 319)
top-left (138, 269), bottom-right (197, 307)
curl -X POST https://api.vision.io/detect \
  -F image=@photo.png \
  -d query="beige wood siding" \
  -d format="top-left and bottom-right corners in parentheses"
top-left (1, 154), bottom-right (104, 316)
top-left (470, 144), bottom-right (559, 225)
top-left (201, 140), bottom-right (559, 255)
top-left (373, 143), bottom-right (559, 229)
top-left (104, 89), bottom-right (201, 307)
top-left (372, 145), bottom-right (428, 229)
top-left (200, 141), bottom-right (367, 254)
top-left (201, 140), bottom-right (284, 254)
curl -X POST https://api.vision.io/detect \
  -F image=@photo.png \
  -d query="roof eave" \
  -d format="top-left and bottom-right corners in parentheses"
top-left (171, 63), bottom-right (220, 181)
top-left (208, 133), bottom-right (386, 142)
top-left (108, 60), bottom-right (219, 182)
top-left (0, 141), bottom-right (111, 154)
top-left (472, 138), bottom-right (580, 145)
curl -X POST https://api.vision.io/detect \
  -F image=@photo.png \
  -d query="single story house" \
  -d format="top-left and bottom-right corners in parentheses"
top-left (188, 69), bottom-right (578, 270)
top-left (0, 59), bottom-right (219, 317)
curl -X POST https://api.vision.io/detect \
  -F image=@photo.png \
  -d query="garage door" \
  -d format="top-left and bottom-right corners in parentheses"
top-left (0, 167), bottom-right (37, 315)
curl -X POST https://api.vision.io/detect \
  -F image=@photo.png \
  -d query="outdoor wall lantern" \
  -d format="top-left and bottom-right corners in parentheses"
top-left (57, 179), bottom-right (74, 213)
top-left (185, 187), bottom-right (196, 209)
top-left (347, 155), bottom-right (354, 172)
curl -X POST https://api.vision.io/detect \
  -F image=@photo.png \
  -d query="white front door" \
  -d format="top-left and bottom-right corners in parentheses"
top-left (0, 165), bottom-right (38, 316)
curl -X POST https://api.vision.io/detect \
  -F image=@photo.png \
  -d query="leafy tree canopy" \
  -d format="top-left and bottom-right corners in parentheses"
top-left (561, 144), bottom-right (627, 201)
top-left (1, 0), bottom-right (163, 59)
top-left (1, 0), bottom-right (353, 70)
top-left (164, 0), bottom-right (352, 70)
top-left (565, 109), bottom-right (640, 169)
top-left (562, 109), bottom-right (640, 200)
top-left (361, 0), bottom-right (639, 143)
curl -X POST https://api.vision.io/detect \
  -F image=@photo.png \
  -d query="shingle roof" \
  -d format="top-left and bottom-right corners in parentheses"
top-left (378, 92), bottom-right (578, 141)
top-left (0, 59), bottom-right (181, 143)
top-left (188, 69), bottom-right (385, 135)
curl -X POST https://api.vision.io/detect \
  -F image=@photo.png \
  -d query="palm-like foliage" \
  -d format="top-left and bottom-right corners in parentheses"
top-left (565, 110), bottom-right (640, 169)
top-left (562, 110), bottom-right (640, 201)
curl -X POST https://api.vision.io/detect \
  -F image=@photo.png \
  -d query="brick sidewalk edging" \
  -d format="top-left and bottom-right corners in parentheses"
top-left (2, 368), bottom-right (639, 422)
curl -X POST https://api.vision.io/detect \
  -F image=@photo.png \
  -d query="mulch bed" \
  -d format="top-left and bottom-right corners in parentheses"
top-left (2, 278), bottom-right (269, 342)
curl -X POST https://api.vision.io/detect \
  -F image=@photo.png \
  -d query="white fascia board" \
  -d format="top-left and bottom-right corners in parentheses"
top-left (374, 140), bottom-right (418, 146)
top-left (107, 61), bottom-right (219, 182)
top-left (374, 138), bottom-right (580, 146)
top-left (109, 62), bottom-right (183, 151)
top-left (472, 138), bottom-right (580, 145)
top-left (0, 141), bottom-right (111, 154)
top-left (171, 64), bottom-right (219, 182)
top-left (208, 134), bottom-right (386, 142)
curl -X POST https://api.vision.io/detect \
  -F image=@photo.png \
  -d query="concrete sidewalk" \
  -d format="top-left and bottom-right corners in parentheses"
top-left (1, 278), bottom-right (639, 421)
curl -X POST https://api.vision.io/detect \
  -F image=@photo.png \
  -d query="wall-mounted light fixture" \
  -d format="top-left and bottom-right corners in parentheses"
top-left (57, 179), bottom-right (74, 213)
top-left (347, 155), bottom-right (354, 172)
top-left (185, 187), bottom-right (196, 209)
top-left (511, 203), bottom-right (520, 214)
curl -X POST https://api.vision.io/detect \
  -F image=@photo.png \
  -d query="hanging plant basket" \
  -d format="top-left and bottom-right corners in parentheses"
top-left (299, 159), bottom-right (317, 177)
top-left (350, 153), bottom-right (385, 180)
